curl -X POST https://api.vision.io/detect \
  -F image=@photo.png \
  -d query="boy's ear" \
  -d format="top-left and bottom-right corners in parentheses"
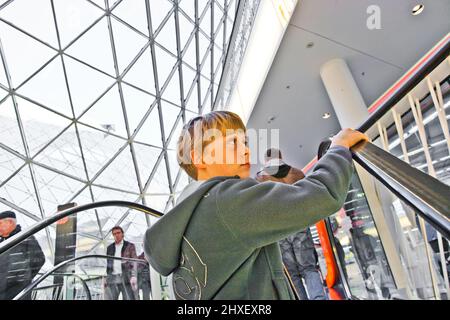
top-left (191, 149), bottom-right (206, 169)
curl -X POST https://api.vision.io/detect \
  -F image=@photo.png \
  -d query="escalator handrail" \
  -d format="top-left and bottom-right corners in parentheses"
top-left (350, 141), bottom-right (450, 239)
top-left (15, 254), bottom-right (150, 300)
top-left (0, 200), bottom-right (163, 256)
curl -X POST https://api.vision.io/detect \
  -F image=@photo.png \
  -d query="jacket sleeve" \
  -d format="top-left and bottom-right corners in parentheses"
top-left (128, 243), bottom-right (138, 278)
top-left (216, 146), bottom-right (353, 249)
top-left (27, 236), bottom-right (45, 280)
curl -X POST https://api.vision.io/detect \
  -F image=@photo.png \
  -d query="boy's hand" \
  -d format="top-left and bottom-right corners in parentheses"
top-left (330, 128), bottom-right (369, 149)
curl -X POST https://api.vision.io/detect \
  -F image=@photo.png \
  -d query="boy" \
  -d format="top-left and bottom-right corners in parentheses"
top-left (144, 111), bottom-right (367, 300)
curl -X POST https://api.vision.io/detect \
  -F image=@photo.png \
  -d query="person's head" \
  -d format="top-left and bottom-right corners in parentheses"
top-left (264, 148), bottom-right (282, 163)
top-left (111, 226), bottom-right (124, 244)
top-left (0, 211), bottom-right (17, 237)
top-left (177, 111), bottom-right (250, 180)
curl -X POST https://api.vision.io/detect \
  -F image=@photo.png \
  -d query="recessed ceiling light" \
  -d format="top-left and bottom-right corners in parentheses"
top-left (267, 115), bottom-right (276, 123)
top-left (412, 4), bottom-right (424, 15)
top-left (306, 42), bottom-right (314, 48)
top-left (322, 112), bottom-right (331, 119)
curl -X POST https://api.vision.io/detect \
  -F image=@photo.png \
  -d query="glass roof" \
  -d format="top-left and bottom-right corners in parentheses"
top-left (0, 0), bottom-right (236, 255)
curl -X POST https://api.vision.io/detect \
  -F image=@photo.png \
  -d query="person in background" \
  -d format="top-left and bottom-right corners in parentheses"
top-left (137, 252), bottom-right (152, 300)
top-left (105, 226), bottom-right (138, 300)
top-left (0, 210), bottom-right (45, 300)
top-left (256, 148), bottom-right (327, 300)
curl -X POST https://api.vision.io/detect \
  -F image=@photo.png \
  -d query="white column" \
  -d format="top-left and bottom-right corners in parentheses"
top-left (320, 58), bottom-right (413, 299)
top-left (320, 58), bottom-right (369, 128)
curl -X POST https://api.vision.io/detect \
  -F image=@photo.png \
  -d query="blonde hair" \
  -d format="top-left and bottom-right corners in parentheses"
top-left (176, 111), bottom-right (246, 180)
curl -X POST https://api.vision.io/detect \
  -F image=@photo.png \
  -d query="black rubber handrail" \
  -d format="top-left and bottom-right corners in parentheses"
top-left (15, 254), bottom-right (150, 300)
top-left (0, 201), bottom-right (163, 256)
top-left (317, 33), bottom-right (450, 241)
top-left (350, 141), bottom-right (450, 239)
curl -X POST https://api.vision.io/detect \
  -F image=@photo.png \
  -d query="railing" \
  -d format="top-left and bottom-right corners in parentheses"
top-left (0, 200), bottom-right (163, 256)
top-left (16, 254), bottom-right (151, 300)
top-left (317, 33), bottom-right (450, 300)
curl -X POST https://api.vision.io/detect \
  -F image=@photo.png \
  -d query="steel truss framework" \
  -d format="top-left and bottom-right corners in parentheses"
top-left (0, 0), bottom-right (237, 255)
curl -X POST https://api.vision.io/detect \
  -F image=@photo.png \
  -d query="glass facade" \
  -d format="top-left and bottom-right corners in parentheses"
top-left (0, 0), bottom-right (237, 263)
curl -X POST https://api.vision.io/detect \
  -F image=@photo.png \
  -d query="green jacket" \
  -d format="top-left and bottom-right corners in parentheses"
top-left (144, 146), bottom-right (353, 300)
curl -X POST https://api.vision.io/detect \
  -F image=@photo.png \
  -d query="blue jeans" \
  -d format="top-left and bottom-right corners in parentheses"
top-left (287, 266), bottom-right (327, 300)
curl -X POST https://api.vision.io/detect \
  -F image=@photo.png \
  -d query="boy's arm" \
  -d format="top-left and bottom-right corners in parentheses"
top-left (215, 146), bottom-right (353, 249)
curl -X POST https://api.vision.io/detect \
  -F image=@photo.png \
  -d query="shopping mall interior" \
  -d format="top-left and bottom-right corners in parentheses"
top-left (0, 0), bottom-right (449, 301)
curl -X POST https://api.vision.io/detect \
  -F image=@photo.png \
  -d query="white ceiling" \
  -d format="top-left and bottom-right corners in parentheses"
top-left (247, 0), bottom-right (450, 174)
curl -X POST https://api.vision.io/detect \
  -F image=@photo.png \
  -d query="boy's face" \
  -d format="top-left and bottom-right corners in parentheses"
top-left (195, 130), bottom-right (250, 179)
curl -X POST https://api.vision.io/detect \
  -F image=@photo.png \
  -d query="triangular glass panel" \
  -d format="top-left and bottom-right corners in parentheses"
top-left (179, 0), bottom-right (195, 20)
top-left (0, 55), bottom-right (8, 87)
top-left (155, 12), bottom-right (177, 55)
top-left (0, 148), bottom-right (25, 186)
top-left (201, 50), bottom-right (212, 81)
top-left (200, 73), bottom-right (211, 100)
top-left (198, 0), bottom-right (209, 16)
top-left (166, 149), bottom-right (180, 188)
top-left (17, 57), bottom-right (73, 118)
top-left (77, 123), bottom-right (127, 179)
top-left (203, 91), bottom-right (213, 113)
top-left (144, 194), bottom-right (170, 214)
top-left (178, 11), bottom-right (195, 52)
top-left (122, 47), bottom-right (156, 95)
top-left (215, 26), bottom-right (224, 52)
top-left (63, 55), bottom-right (115, 116)
top-left (93, 144), bottom-right (140, 193)
top-left (214, 45), bottom-right (224, 77)
top-left (167, 116), bottom-right (185, 151)
top-left (149, 0), bottom-right (173, 33)
top-left (0, 96), bottom-right (26, 155)
top-left (0, 164), bottom-right (42, 219)
top-left (161, 68), bottom-right (181, 106)
top-left (0, 0), bottom-right (59, 48)
top-left (120, 208), bottom-right (148, 237)
top-left (181, 64), bottom-right (196, 102)
top-left (32, 163), bottom-right (85, 217)
top-left (199, 1), bottom-right (211, 37)
top-left (33, 124), bottom-right (89, 180)
top-left (201, 83), bottom-right (212, 112)
top-left (182, 33), bottom-right (197, 69)
top-left (132, 142), bottom-right (161, 186)
top-left (133, 104), bottom-right (163, 147)
top-left (154, 45), bottom-right (177, 90)
top-left (72, 188), bottom-right (103, 239)
top-left (0, 86), bottom-right (7, 101)
top-left (121, 82), bottom-right (155, 135)
top-left (174, 170), bottom-right (190, 194)
top-left (146, 160), bottom-right (170, 195)
top-left (185, 82), bottom-right (199, 113)
top-left (160, 100), bottom-right (181, 143)
top-left (78, 84), bottom-right (128, 138)
top-left (198, 31), bottom-right (210, 64)
top-left (53, 0), bottom-right (104, 48)
top-left (91, 185), bottom-right (139, 233)
top-left (111, 18), bottom-right (148, 74)
top-left (0, 21), bottom-right (57, 88)
top-left (65, 17), bottom-right (115, 76)
top-left (214, 1), bottom-right (224, 35)
top-left (112, 0), bottom-right (149, 35)
top-left (89, 0), bottom-right (106, 10)
top-left (15, 96), bottom-right (72, 157)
